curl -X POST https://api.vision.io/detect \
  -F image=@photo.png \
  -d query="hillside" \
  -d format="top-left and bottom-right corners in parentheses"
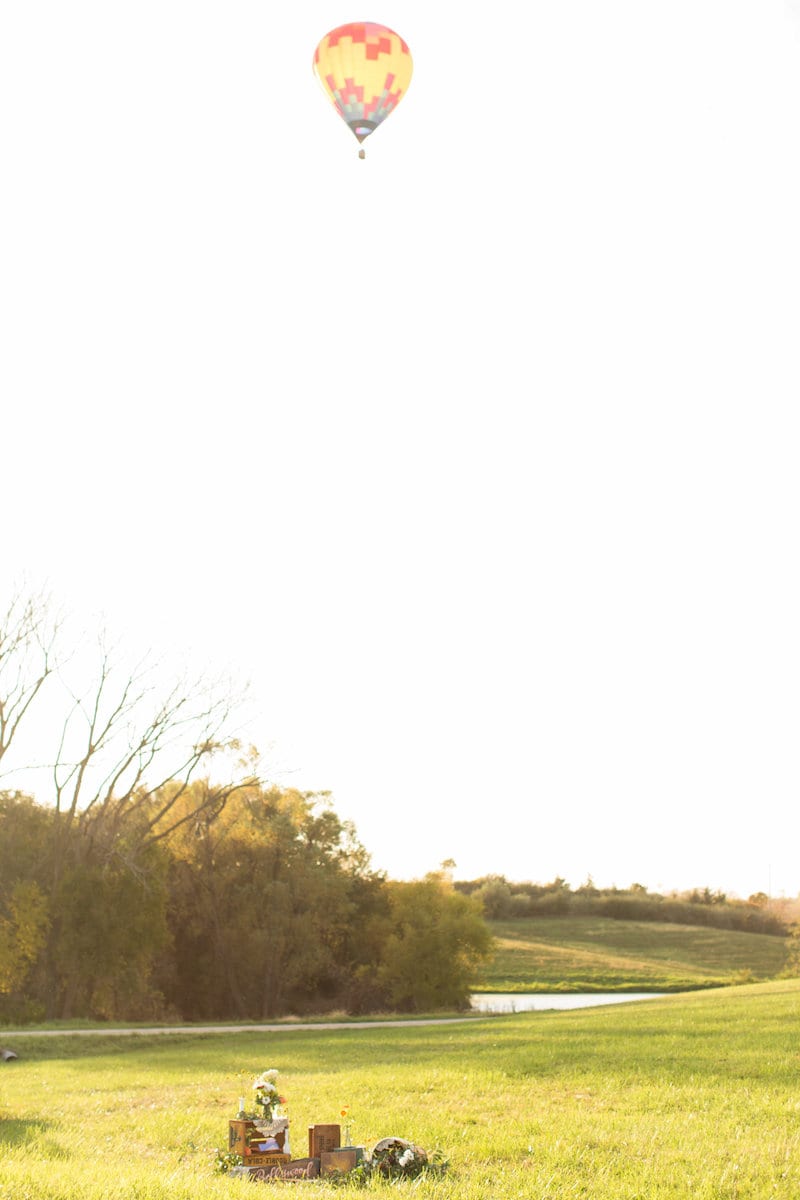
top-left (478, 915), bottom-right (791, 992)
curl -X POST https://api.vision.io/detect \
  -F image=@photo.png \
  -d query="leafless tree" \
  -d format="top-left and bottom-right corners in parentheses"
top-left (0, 587), bottom-right (60, 772)
top-left (49, 635), bottom-right (256, 869)
top-left (0, 587), bottom-right (256, 872)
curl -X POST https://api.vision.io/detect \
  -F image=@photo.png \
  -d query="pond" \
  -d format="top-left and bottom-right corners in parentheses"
top-left (470, 992), bottom-right (665, 1013)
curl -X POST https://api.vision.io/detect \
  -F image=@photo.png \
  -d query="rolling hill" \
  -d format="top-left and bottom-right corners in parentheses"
top-left (479, 915), bottom-right (791, 992)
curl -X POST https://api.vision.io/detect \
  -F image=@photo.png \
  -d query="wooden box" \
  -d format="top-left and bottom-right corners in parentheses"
top-left (229, 1119), bottom-right (287, 1155)
top-left (308, 1124), bottom-right (341, 1158)
top-left (320, 1148), bottom-right (358, 1176)
top-left (243, 1151), bottom-right (291, 1167)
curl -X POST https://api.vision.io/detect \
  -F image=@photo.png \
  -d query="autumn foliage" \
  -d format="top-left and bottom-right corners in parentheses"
top-left (0, 786), bottom-right (491, 1022)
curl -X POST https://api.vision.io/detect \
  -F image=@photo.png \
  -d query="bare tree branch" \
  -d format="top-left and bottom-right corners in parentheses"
top-left (0, 586), bottom-right (60, 771)
top-left (1, 586), bottom-right (255, 875)
top-left (53, 640), bottom-right (152, 825)
top-left (49, 637), bottom-right (253, 865)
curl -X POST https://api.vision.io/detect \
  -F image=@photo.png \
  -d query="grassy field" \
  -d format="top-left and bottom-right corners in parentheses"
top-left (480, 916), bottom-right (791, 992)
top-left (1, 980), bottom-right (800, 1198)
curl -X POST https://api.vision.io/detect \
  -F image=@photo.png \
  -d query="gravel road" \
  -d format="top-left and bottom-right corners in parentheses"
top-left (0, 1017), bottom-right (486, 1038)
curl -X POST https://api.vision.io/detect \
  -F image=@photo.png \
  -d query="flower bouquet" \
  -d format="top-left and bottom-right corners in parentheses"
top-left (253, 1068), bottom-right (286, 1121)
top-left (251, 1069), bottom-right (289, 1155)
top-left (369, 1138), bottom-right (431, 1178)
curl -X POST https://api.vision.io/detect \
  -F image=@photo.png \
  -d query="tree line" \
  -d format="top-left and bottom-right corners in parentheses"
top-left (0, 588), bottom-right (491, 1022)
top-left (455, 875), bottom-right (790, 936)
top-left (0, 786), bottom-right (491, 1022)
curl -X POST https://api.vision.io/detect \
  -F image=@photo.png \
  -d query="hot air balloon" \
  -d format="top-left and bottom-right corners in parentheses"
top-left (312, 22), bottom-right (413, 158)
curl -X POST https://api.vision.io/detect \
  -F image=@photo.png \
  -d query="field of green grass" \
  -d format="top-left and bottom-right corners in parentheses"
top-left (2, 980), bottom-right (800, 1198)
top-left (480, 916), bottom-right (790, 992)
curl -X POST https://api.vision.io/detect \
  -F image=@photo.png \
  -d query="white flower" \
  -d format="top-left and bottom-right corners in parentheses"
top-left (253, 1069), bottom-right (280, 1093)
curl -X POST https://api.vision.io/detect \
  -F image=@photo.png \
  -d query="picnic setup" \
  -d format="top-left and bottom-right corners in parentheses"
top-left (218, 1069), bottom-right (441, 1183)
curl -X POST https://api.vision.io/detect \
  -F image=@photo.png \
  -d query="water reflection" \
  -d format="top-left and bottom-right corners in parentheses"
top-left (470, 992), bottom-right (664, 1013)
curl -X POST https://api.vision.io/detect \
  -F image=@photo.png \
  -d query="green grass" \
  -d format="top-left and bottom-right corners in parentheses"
top-left (480, 916), bottom-right (791, 992)
top-left (2, 981), bottom-right (800, 1198)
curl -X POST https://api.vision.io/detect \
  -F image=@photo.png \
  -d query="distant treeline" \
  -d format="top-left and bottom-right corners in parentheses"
top-left (454, 875), bottom-right (790, 936)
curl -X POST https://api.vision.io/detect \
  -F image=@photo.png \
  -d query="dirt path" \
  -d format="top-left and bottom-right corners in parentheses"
top-left (0, 1016), bottom-right (488, 1038)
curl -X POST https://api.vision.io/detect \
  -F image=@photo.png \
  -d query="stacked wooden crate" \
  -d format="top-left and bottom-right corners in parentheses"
top-left (229, 1120), bottom-right (362, 1181)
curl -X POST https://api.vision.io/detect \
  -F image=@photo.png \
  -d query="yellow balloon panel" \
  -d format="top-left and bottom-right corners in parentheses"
top-left (313, 22), bottom-right (413, 144)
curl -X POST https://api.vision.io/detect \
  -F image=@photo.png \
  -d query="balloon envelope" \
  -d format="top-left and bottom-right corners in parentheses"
top-left (312, 22), bottom-right (413, 148)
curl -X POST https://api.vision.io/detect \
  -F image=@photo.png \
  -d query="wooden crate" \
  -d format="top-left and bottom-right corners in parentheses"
top-left (229, 1119), bottom-right (287, 1155)
top-left (308, 1124), bottom-right (341, 1158)
top-left (320, 1148), bottom-right (358, 1176)
top-left (243, 1151), bottom-right (291, 1167)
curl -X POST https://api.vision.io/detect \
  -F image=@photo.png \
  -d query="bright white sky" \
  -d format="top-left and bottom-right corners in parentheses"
top-left (2, 2), bottom-right (799, 901)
